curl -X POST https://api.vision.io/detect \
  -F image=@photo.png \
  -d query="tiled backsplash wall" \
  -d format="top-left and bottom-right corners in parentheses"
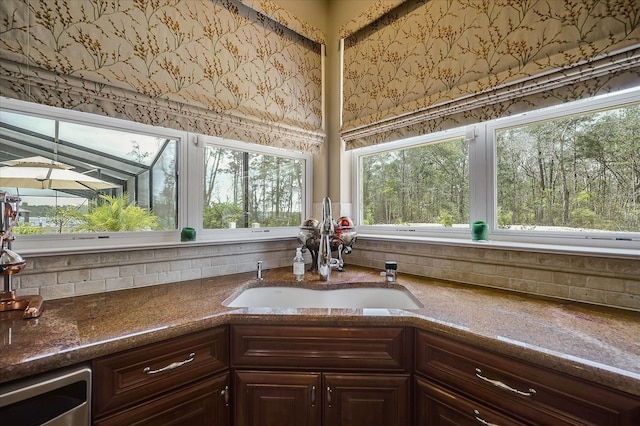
top-left (12, 240), bottom-right (298, 300)
top-left (11, 237), bottom-right (639, 311)
top-left (347, 238), bottom-right (640, 311)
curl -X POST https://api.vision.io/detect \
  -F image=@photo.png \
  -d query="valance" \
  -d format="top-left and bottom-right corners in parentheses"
top-left (0, 60), bottom-right (324, 152)
top-left (342, 0), bottom-right (640, 150)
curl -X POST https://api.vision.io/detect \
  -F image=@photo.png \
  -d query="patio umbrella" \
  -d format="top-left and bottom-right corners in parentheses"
top-left (0, 157), bottom-right (117, 191)
top-left (1, 156), bottom-right (73, 169)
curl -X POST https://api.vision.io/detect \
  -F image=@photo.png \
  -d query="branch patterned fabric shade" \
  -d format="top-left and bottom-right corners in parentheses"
top-left (0, 0), bottom-right (324, 152)
top-left (341, 0), bottom-right (640, 149)
top-left (0, 0), bottom-right (638, 152)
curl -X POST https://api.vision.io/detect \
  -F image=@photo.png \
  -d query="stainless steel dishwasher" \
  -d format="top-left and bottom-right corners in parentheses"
top-left (0, 364), bottom-right (91, 426)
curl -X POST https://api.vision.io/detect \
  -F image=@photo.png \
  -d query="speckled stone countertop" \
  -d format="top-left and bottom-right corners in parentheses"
top-left (1, 266), bottom-right (639, 397)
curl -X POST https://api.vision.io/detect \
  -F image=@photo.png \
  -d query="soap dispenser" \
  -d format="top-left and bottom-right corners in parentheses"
top-left (293, 248), bottom-right (305, 281)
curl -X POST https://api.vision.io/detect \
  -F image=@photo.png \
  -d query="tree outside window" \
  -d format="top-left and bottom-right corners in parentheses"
top-left (496, 105), bottom-right (640, 233)
top-left (360, 138), bottom-right (469, 227)
top-left (203, 146), bottom-right (303, 229)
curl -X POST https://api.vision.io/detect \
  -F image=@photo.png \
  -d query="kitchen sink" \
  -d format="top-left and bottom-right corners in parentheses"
top-left (223, 284), bottom-right (423, 309)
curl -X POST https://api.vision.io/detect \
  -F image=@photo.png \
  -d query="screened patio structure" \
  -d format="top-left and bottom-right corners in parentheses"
top-left (0, 111), bottom-right (177, 214)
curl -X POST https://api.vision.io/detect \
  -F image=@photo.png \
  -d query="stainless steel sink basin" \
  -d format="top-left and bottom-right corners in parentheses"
top-left (223, 284), bottom-right (423, 309)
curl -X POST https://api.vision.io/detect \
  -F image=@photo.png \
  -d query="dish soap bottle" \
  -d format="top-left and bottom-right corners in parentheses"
top-left (293, 247), bottom-right (305, 281)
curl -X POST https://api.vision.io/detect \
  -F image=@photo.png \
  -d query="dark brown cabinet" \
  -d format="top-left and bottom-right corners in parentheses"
top-left (415, 376), bottom-right (528, 426)
top-left (415, 329), bottom-right (640, 426)
top-left (235, 371), bottom-right (321, 426)
top-left (92, 326), bottom-right (230, 426)
top-left (85, 322), bottom-right (638, 425)
top-left (234, 371), bottom-right (409, 426)
top-left (323, 373), bottom-right (410, 426)
top-left (231, 325), bottom-right (411, 426)
top-left (94, 372), bottom-right (230, 426)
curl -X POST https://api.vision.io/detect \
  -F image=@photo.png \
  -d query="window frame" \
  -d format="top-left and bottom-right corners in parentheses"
top-left (352, 87), bottom-right (640, 250)
top-left (193, 134), bottom-right (313, 242)
top-left (352, 127), bottom-right (470, 238)
top-left (1, 97), bottom-right (312, 254)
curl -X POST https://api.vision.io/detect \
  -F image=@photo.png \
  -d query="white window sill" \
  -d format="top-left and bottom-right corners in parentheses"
top-left (357, 233), bottom-right (640, 260)
top-left (12, 228), bottom-right (297, 258)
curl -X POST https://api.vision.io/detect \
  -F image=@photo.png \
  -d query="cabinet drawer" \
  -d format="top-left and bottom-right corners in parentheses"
top-left (93, 326), bottom-right (228, 417)
top-left (94, 372), bottom-right (230, 426)
top-left (231, 325), bottom-right (409, 371)
top-left (415, 330), bottom-right (640, 426)
top-left (415, 376), bottom-right (529, 426)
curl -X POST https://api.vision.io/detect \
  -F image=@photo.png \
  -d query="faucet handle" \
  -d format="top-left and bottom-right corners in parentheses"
top-left (257, 261), bottom-right (263, 280)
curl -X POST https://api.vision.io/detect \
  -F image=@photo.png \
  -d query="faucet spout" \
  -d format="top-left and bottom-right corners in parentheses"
top-left (318, 197), bottom-right (334, 281)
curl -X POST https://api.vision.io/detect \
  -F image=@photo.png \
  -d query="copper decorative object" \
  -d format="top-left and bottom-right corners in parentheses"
top-left (0, 191), bottom-right (43, 319)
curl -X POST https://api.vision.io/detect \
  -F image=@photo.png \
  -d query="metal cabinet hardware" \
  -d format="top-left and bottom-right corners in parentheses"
top-left (143, 352), bottom-right (196, 375)
top-left (311, 385), bottom-right (316, 406)
top-left (475, 368), bottom-right (536, 397)
top-left (326, 386), bottom-right (332, 407)
top-left (221, 385), bottom-right (229, 407)
top-left (473, 409), bottom-right (499, 426)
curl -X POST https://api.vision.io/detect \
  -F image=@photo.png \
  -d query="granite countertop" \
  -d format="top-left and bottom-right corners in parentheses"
top-left (1, 266), bottom-right (639, 397)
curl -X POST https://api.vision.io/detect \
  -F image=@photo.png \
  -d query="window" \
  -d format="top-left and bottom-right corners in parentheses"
top-left (495, 104), bottom-right (639, 234)
top-left (1, 108), bottom-right (178, 236)
top-left (198, 136), bottom-right (310, 235)
top-left (1, 98), bottom-right (311, 252)
top-left (354, 87), bottom-right (640, 246)
top-left (358, 136), bottom-right (469, 228)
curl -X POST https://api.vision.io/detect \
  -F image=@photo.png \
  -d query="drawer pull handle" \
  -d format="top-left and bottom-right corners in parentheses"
top-left (326, 386), bottom-right (332, 408)
top-left (143, 352), bottom-right (196, 375)
top-left (473, 409), bottom-right (499, 426)
top-left (475, 368), bottom-right (536, 397)
top-left (311, 385), bottom-right (316, 406)
top-left (221, 385), bottom-right (229, 407)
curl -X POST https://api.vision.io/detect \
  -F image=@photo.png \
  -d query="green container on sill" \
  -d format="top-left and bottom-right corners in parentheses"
top-left (181, 227), bottom-right (196, 242)
top-left (471, 221), bottom-right (488, 241)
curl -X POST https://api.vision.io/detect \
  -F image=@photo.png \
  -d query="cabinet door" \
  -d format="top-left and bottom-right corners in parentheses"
top-left (94, 372), bottom-right (230, 426)
top-left (323, 373), bottom-right (410, 426)
top-left (235, 371), bottom-right (321, 426)
top-left (415, 377), bottom-right (529, 426)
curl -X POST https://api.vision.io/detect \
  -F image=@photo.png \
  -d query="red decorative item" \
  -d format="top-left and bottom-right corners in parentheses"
top-left (337, 216), bottom-right (354, 228)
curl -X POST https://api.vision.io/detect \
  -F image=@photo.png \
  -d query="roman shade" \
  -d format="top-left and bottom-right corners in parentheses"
top-left (0, 0), bottom-right (324, 152)
top-left (238, 0), bottom-right (325, 44)
top-left (341, 0), bottom-right (640, 150)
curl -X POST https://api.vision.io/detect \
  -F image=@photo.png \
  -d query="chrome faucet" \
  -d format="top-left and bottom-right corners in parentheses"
top-left (317, 197), bottom-right (335, 281)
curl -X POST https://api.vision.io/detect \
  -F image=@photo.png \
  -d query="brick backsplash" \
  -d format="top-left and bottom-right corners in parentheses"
top-left (10, 237), bottom-right (639, 311)
top-left (347, 238), bottom-right (640, 311)
top-left (12, 240), bottom-right (299, 300)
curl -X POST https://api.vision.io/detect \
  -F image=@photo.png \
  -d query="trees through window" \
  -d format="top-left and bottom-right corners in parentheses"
top-left (360, 137), bottom-right (469, 227)
top-left (0, 99), bottom-right (311, 251)
top-left (202, 145), bottom-right (304, 229)
top-left (355, 88), bottom-right (640, 242)
top-left (496, 105), bottom-right (640, 233)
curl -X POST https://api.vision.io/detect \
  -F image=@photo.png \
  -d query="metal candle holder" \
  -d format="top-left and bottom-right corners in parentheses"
top-left (297, 212), bottom-right (357, 274)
